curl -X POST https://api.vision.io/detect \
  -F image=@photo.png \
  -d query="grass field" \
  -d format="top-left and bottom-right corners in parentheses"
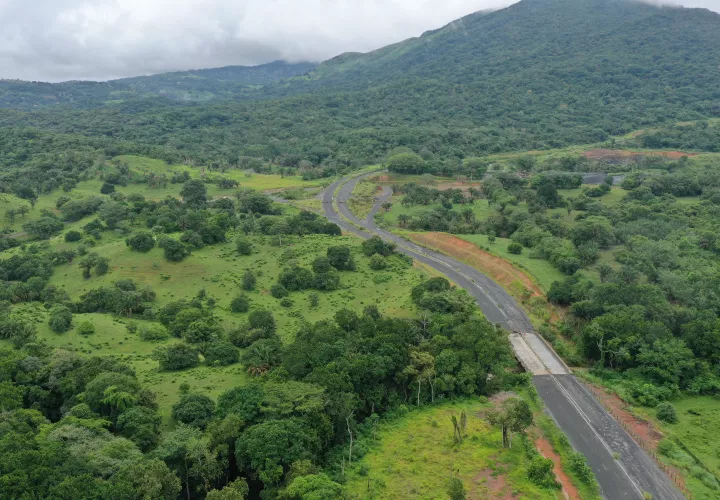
top-left (634, 396), bottom-right (720, 498)
top-left (347, 179), bottom-right (381, 220)
top-left (9, 232), bottom-right (428, 422)
top-left (345, 399), bottom-right (558, 500)
top-left (454, 234), bottom-right (566, 291)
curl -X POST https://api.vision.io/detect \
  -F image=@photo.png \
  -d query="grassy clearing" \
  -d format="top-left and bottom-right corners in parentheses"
top-left (344, 398), bottom-right (559, 500)
top-left (634, 396), bottom-right (720, 498)
top-left (25, 233), bottom-right (426, 421)
top-left (347, 179), bottom-right (380, 220)
top-left (454, 234), bottom-right (565, 291)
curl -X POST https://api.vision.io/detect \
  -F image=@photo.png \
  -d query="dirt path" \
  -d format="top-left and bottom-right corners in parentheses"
top-left (536, 438), bottom-right (582, 500)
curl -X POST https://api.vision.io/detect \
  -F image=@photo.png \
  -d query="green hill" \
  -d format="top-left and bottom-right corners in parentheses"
top-left (1, 0), bottom-right (719, 165)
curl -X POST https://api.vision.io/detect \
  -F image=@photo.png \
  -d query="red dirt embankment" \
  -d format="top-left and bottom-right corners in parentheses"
top-left (583, 149), bottom-right (696, 160)
top-left (406, 232), bottom-right (543, 297)
top-left (536, 438), bottom-right (582, 500)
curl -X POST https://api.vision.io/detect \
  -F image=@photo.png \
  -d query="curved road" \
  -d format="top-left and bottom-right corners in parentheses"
top-left (322, 171), bottom-right (684, 500)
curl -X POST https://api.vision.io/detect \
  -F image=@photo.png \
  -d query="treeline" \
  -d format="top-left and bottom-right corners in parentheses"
top-left (0, 274), bottom-right (518, 498)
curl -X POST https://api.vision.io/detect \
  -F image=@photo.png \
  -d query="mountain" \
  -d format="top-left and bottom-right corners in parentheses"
top-left (0, 0), bottom-right (719, 163)
top-left (0, 61), bottom-right (315, 110)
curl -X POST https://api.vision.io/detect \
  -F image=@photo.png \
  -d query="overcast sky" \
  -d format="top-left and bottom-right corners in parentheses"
top-left (0, 0), bottom-right (718, 82)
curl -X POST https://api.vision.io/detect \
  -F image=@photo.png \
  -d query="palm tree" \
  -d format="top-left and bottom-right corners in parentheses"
top-left (102, 386), bottom-right (137, 412)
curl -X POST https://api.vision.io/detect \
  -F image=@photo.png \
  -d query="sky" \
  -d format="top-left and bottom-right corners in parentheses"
top-left (0, 0), bottom-right (718, 82)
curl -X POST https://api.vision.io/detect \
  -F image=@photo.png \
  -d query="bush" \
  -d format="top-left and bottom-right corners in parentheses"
top-left (249, 310), bottom-right (276, 334)
top-left (271, 283), bottom-right (289, 298)
top-left (656, 402), bottom-right (678, 424)
top-left (139, 323), bottom-right (170, 342)
top-left (153, 343), bottom-right (199, 371)
top-left (230, 294), bottom-right (250, 313)
top-left (280, 297), bottom-right (293, 308)
top-left (312, 256), bottom-right (333, 274)
top-left (76, 320), bottom-right (95, 336)
top-left (507, 242), bottom-right (523, 254)
top-left (100, 182), bottom-right (116, 194)
top-left (65, 230), bottom-right (83, 242)
top-left (48, 305), bottom-right (72, 333)
top-left (241, 270), bottom-right (256, 291)
top-left (527, 456), bottom-right (560, 488)
top-left (327, 245), bottom-right (356, 270)
top-left (361, 236), bottom-right (395, 257)
top-left (158, 237), bottom-right (190, 262)
top-left (568, 453), bottom-right (595, 484)
top-left (179, 230), bottom-right (204, 249)
top-left (236, 237), bottom-right (253, 255)
top-left (204, 341), bottom-right (240, 366)
top-left (368, 253), bottom-right (387, 270)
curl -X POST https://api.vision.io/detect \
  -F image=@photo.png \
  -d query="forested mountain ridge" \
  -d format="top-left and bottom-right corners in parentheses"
top-left (1, 0), bottom-right (720, 168)
top-left (0, 61), bottom-right (315, 110)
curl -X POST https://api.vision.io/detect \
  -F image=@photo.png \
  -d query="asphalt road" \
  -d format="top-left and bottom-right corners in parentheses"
top-left (322, 171), bottom-right (684, 500)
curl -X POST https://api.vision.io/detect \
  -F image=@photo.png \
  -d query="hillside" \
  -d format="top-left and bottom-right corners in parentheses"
top-left (0, 60), bottom-right (315, 109)
top-left (0, 0), bottom-right (718, 166)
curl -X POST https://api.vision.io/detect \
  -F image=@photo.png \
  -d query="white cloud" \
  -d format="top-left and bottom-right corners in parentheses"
top-left (0, 0), bottom-right (717, 82)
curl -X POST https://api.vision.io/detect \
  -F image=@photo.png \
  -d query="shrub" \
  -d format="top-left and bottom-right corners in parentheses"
top-left (152, 343), bottom-right (199, 371)
top-left (241, 270), bottom-right (256, 290)
top-left (271, 283), bottom-right (289, 298)
top-left (656, 402), bottom-right (678, 424)
top-left (312, 256), bottom-right (333, 274)
top-left (249, 310), bottom-right (276, 334)
top-left (76, 321), bottom-right (95, 336)
top-left (205, 341), bottom-right (240, 366)
top-left (100, 182), bottom-right (116, 194)
top-left (527, 456), bottom-right (560, 488)
top-left (568, 453), bottom-right (595, 484)
top-left (361, 236), bottom-right (395, 257)
top-left (314, 271), bottom-right (340, 291)
top-left (280, 297), bottom-right (293, 308)
top-left (65, 230), bottom-right (83, 242)
top-left (309, 293), bottom-right (319, 308)
top-left (230, 294), bottom-right (250, 313)
top-left (139, 323), bottom-right (170, 342)
top-left (158, 237), bottom-right (190, 262)
top-left (508, 242), bottom-right (523, 254)
top-left (327, 245), bottom-right (356, 270)
top-left (236, 237), bottom-right (253, 255)
top-left (368, 253), bottom-right (387, 270)
top-left (48, 305), bottom-right (72, 333)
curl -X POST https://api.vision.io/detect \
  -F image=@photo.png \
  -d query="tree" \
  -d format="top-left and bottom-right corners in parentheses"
top-left (283, 473), bottom-right (344, 500)
top-left (126, 232), bottom-right (156, 252)
top-left (112, 459), bottom-right (181, 500)
top-left (172, 393), bottom-right (216, 429)
top-left (49, 305), bottom-right (73, 333)
top-left (327, 245), bottom-right (355, 271)
top-left (181, 179), bottom-right (208, 208)
top-left (205, 341), bottom-right (240, 366)
top-left (249, 310), bottom-right (276, 334)
top-left (159, 237), bottom-right (191, 262)
top-left (486, 398), bottom-right (533, 448)
top-left (230, 294), bottom-right (250, 313)
top-left (236, 237), bottom-right (253, 255)
top-left (241, 270), bottom-right (256, 291)
top-left (361, 236), bottom-right (395, 257)
top-left (206, 478), bottom-right (249, 500)
top-left (153, 424), bottom-right (204, 500)
top-left (569, 216), bottom-right (614, 249)
top-left (271, 283), bottom-right (289, 298)
top-left (386, 152), bottom-right (426, 174)
top-left (447, 477), bottom-right (466, 500)
top-left (381, 201), bottom-right (393, 212)
top-left (463, 157), bottom-right (489, 179)
top-left (153, 343), bottom-right (200, 371)
top-left (312, 256), bottom-right (333, 274)
top-left (22, 216), bottom-right (64, 239)
top-left (235, 418), bottom-right (318, 486)
top-left (100, 182), bottom-right (116, 194)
